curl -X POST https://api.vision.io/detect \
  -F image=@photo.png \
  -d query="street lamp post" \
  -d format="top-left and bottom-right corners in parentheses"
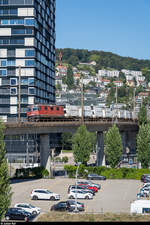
top-left (74, 162), bottom-right (81, 213)
top-left (126, 147), bottom-right (130, 167)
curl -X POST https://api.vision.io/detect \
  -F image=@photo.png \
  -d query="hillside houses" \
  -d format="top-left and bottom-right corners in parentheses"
top-left (98, 69), bottom-right (120, 78)
top-left (55, 63), bottom-right (148, 107)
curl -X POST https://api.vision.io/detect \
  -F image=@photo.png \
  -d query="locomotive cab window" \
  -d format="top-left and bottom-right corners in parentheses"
top-left (50, 107), bottom-right (53, 110)
top-left (45, 106), bottom-right (48, 110)
top-left (33, 106), bottom-right (38, 111)
top-left (56, 107), bottom-right (59, 111)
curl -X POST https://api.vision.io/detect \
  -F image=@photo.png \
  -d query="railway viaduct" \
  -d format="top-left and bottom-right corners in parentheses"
top-left (5, 119), bottom-right (139, 174)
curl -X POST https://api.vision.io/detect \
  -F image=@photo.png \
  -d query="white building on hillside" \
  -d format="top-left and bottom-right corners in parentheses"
top-left (98, 70), bottom-right (119, 78)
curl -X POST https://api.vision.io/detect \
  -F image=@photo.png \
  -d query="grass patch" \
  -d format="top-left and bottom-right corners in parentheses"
top-left (62, 150), bottom-right (73, 153)
top-left (37, 212), bottom-right (150, 222)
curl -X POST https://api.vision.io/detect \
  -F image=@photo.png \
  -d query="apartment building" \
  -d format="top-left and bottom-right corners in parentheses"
top-left (98, 69), bottom-right (119, 78)
top-left (0, 0), bottom-right (56, 122)
top-left (121, 69), bottom-right (142, 77)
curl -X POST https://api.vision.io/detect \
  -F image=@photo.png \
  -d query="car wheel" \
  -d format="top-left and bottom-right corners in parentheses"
top-left (32, 211), bottom-right (37, 215)
top-left (5, 216), bottom-right (10, 220)
top-left (50, 196), bottom-right (55, 201)
top-left (69, 195), bottom-right (74, 199)
top-left (85, 195), bottom-right (89, 199)
top-left (32, 195), bottom-right (38, 200)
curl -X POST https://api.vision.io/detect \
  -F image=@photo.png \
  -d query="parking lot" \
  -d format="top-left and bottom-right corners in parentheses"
top-left (10, 178), bottom-right (142, 214)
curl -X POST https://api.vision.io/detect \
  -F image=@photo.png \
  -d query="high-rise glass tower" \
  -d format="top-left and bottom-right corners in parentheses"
top-left (0, 0), bottom-right (56, 122)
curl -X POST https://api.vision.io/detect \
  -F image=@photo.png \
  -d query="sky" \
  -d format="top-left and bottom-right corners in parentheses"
top-left (55, 0), bottom-right (150, 60)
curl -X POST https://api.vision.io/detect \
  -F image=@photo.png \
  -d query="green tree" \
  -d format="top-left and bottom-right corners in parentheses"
top-left (0, 121), bottom-right (12, 221)
top-left (66, 65), bottom-right (74, 89)
top-left (138, 104), bottom-right (148, 126)
top-left (89, 54), bottom-right (100, 63)
top-left (61, 132), bottom-right (72, 150)
top-left (142, 67), bottom-right (150, 84)
top-left (68, 55), bottom-right (79, 66)
top-left (137, 124), bottom-right (150, 168)
top-left (89, 132), bottom-right (96, 153)
top-left (72, 125), bottom-right (92, 165)
top-left (119, 72), bottom-right (126, 84)
top-left (104, 124), bottom-right (123, 168)
top-left (56, 82), bottom-right (62, 91)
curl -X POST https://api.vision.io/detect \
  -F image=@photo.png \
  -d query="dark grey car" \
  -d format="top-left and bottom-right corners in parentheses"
top-left (87, 173), bottom-right (106, 180)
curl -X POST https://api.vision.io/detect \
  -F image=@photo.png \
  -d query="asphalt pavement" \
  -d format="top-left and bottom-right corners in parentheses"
top-left (10, 178), bottom-right (142, 214)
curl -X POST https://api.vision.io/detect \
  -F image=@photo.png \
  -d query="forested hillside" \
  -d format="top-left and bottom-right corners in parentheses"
top-left (56, 48), bottom-right (150, 72)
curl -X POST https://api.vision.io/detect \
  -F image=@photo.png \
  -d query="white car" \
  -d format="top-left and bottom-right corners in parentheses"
top-left (14, 203), bottom-right (40, 215)
top-left (143, 183), bottom-right (150, 189)
top-left (68, 190), bottom-right (93, 200)
top-left (31, 189), bottom-right (60, 201)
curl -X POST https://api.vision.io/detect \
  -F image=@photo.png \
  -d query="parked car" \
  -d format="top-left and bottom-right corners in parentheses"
top-left (50, 201), bottom-right (74, 212)
top-left (66, 200), bottom-right (85, 211)
top-left (87, 173), bottom-right (106, 181)
top-left (140, 188), bottom-right (150, 197)
top-left (137, 188), bottom-right (150, 199)
top-left (77, 182), bottom-right (98, 192)
top-left (5, 208), bottom-right (34, 222)
top-left (14, 203), bottom-right (41, 215)
top-left (76, 180), bottom-right (101, 189)
top-left (85, 180), bottom-right (101, 190)
top-left (31, 189), bottom-right (60, 200)
top-left (50, 200), bottom-right (84, 212)
top-left (144, 176), bottom-right (150, 183)
top-left (79, 184), bottom-right (98, 193)
top-left (143, 183), bottom-right (150, 189)
top-left (68, 185), bottom-right (95, 195)
top-left (141, 174), bottom-right (150, 183)
top-left (68, 190), bottom-right (93, 200)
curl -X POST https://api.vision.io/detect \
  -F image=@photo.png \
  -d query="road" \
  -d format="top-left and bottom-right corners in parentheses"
top-left (10, 178), bottom-right (142, 214)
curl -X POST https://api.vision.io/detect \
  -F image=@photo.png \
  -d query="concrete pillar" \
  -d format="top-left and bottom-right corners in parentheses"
top-left (40, 134), bottom-right (51, 175)
top-left (126, 131), bottom-right (137, 154)
top-left (96, 131), bottom-right (105, 166)
top-left (121, 132), bottom-right (127, 154)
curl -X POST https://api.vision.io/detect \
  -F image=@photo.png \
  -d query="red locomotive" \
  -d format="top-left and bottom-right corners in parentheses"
top-left (27, 104), bottom-right (65, 121)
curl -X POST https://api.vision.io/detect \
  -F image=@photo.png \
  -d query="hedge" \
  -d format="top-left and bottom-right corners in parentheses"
top-left (15, 166), bottom-right (48, 179)
top-left (64, 165), bottom-right (150, 179)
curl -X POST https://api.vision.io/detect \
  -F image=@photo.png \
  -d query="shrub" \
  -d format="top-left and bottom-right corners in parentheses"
top-left (32, 166), bottom-right (45, 178)
top-left (41, 168), bottom-right (49, 178)
top-left (64, 165), bottom-right (76, 178)
top-left (55, 157), bottom-right (62, 162)
top-left (62, 156), bottom-right (68, 163)
top-left (120, 168), bottom-right (130, 178)
top-left (78, 164), bottom-right (87, 178)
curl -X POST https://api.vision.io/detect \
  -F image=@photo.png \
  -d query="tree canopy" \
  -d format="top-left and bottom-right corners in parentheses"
top-left (138, 104), bottom-right (148, 126)
top-left (104, 124), bottom-right (123, 168)
top-left (56, 48), bottom-right (150, 72)
top-left (137, 124), bottom-right (150, 168)
top-left (66, 65), bottom-right (74, 90)
top-left (72, 125), bottom-right (92, 165)
top-left (0, 120), bottom-right (12, 220)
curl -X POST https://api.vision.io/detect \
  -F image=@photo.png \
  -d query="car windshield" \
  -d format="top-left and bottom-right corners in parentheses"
top-left (29, 204), bottom-right (35, 208)
top-left (46, 190), bottom-right (52, 194)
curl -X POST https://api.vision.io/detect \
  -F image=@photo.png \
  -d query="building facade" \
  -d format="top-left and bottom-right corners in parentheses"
top-left (0, 0), bottom-right (56, 122)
